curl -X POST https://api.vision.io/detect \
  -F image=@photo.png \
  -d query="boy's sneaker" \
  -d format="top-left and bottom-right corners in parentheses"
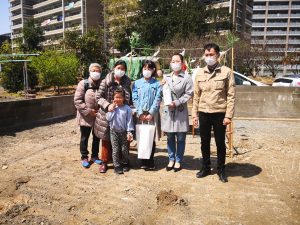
top-left (114, 166), bottom-right (124, 175)
top-left (90, 157), bottom-right (102, 165)
top-left (81, 159), bottom-right (90, 168)
top-left (122, 164), bottom-right (130, 172)
top-left (145, 161), bottom-right (155, 171)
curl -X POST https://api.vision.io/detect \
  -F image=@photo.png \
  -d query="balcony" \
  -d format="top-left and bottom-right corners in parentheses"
top-left (268, 5), bottom-right (290, 10)
top-left (11, 23), bottom-right (23, 30)
top-left (12, 33), bottom-right (23, 39)
top-left (290, 23), bottom-right (300, 27)
top-left (33, 7), bottom-right (62, 19)
top-left (288, 40), bottom-right (300, 44)
top-left (267, 48), bottom-right (286, 52)
top-left (11, 14), bottom-right (22, 20)
top-left (290, 14), bottom-right (300, 18)
top-left (252, 14), bottom-right (265, 19)
top-left (252, 23), bottom-right (265, 27)
top-left (251, 40), bottom-right (286, 45)
top-left (65, 14), bottom-right (82, 22)
top-left (289, 31), bottom-right (300, 35)
top-left (65, 1), bottom-right (82, 11)
top-left (268, 14), bottom-right (289, 18)
top-left (251, 31), bottom-right (265, 36)
top-left (267, 31), bottom-right (287, 36)
top-left (246, 4), bottom-right (253, 13)
top-left (41, 18), bottom-right (62, 27)
top-left (267, 23), bottom-right (288, 27)
top-left (291, 5), bottom-right (300, 10)
top-left (33, 0), bottom-right (62, 9)
top-left (10, 4), bottom-right (21, 12)
top-left (253, 5), bottom-right (266, 10)
top-left (44, 28), bottom-right (64, 36)
top-left (245, 18), bottom-right (252, 26)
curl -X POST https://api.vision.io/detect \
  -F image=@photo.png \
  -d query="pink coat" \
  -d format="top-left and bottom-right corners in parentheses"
top-left (74, 77), bottom-right (101, 127)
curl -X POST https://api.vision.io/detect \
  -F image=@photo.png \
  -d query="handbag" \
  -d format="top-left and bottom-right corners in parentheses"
top-left (136, 122), bottom-right (155, 159)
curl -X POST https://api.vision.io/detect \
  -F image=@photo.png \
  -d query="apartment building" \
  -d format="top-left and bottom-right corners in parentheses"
top-left (251, 0), bottom-right (300, 76)
top-left (204, 0), bottom-right (253, 37)
top-left (9, 0), bottom-right (102, 47)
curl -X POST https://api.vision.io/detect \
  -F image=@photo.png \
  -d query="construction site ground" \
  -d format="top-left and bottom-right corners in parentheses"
top-left (0, 118), bottom-right (299, 225)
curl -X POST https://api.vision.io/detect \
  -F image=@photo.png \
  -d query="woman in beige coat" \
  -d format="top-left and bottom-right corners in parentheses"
top-left (74, 63), bottom-right (103, 168)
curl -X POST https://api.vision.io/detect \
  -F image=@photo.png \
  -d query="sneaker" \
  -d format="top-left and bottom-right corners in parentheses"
top-left (99, 163), bottom-right (108, 173)
top-left (81, 159), bottom-right (90, 168)
top-left (90, 157), bottom-right (102, 165)
top-left (114, 166), bottom-right (124, 174)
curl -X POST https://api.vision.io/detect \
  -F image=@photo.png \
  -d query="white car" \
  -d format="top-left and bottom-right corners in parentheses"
top-left (233, 71), bottom-right (268, 86)
top-left (191, 68), bottom-right (267, 86)
top-left (272, 76), bottom-right (300, 87)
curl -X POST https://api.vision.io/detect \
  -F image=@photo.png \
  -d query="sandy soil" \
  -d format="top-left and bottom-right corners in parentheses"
top-left (0, 119), bottom-right (299, 225)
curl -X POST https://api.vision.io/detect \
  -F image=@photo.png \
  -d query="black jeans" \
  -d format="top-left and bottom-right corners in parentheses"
top-left (199, 112), bottom-right (226, 170)
top-left (80, 126), bottom-right (100, 160)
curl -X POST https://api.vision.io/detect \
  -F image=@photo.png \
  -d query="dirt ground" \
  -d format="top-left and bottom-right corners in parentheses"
top-left (0, 118), bottom-right (299, 225)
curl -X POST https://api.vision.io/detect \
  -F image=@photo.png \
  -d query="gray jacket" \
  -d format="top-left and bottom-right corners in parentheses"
top-left (161, 71), bottom-right (193, 132)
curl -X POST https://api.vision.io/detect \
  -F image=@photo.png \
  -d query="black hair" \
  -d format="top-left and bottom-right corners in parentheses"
top-left (140, 60), bottom-right (158, 77)
top-left (172, 53), bottom-right (184, 63)
top-left (114, 60), bottom-right (127, 72)
top-left (113, 87), bottom-right (125, 98)
top-left (204, 43), bottom-right (220, 55)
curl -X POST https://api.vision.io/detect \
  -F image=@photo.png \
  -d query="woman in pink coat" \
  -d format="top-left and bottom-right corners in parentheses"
top-left (74, 63), bottom-right (103, 168)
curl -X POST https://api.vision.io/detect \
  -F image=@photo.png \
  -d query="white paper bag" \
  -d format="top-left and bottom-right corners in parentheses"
top-left (136, 123), bottom-right (155, 159)
top-left (163, 84), bottom-right (173, 106)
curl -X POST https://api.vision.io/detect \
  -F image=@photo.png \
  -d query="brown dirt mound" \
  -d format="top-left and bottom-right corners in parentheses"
top-left (156, 190), bottom-right (188, 207)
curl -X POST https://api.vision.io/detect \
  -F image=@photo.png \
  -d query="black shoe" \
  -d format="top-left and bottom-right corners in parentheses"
top-left (114, 166), bottom-right (124, 174)
top-left (217, 169), bottom-right (228, 183)
top-left (173, 163), bottom-right (181, 172)
top-left (196, 167), bottom-right (211, 178)
top-left (166, 161), bottom-right (175, 171)
top-left (145, 160), bottom-right (155, 171)
top-left (122, 164), bottom-right (130, 172)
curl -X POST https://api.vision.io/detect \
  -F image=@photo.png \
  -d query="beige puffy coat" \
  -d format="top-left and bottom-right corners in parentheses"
top-left (74, 77), bottom-right (101, 127)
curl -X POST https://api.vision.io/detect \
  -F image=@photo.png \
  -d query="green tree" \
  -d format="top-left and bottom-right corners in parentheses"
top-left (137, 0), bottom-right (207, 46)
top-left (63, 28), bottom-right (107, 77)
top-left (103, 0), bottom-right (139, 52)
top-left (0, 41), bottom-right (38, 92)
top-left (31, 50), bottom-right (79, 95)
top-left (20, 19), bottom-right (44, 52)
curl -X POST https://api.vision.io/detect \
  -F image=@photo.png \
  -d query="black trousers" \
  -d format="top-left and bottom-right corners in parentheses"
top-left (199, 112), bottom-right (226, 170)
top-left (80, 126), bottom-right (100, 160)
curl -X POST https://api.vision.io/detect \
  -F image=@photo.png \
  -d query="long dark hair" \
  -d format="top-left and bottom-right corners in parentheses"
top-left (140, 60), bottom-right (158, 78)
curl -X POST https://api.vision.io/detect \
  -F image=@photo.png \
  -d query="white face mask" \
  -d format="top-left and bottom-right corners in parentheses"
top-left (205, 56), bottom-right (217, 66)
top-left (90, 71), bottom-right (101, 81)
top-left (114, 69), bottom-right (125, 78)
top-left (143, 70), bottom-right (152, 79)
top-left (171, 63), bottom-right (182, 72)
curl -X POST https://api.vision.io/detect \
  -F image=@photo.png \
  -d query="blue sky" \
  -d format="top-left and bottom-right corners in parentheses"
top-left (0, 1), bottom-right (10, 34)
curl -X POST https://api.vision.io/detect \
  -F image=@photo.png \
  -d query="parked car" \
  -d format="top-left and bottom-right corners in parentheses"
top-left (272, 76), bottom-right (300, 87)
top-left (233, 71), bottom-right (268, 86)
top-left (191, 68), bottom-right (267, 86)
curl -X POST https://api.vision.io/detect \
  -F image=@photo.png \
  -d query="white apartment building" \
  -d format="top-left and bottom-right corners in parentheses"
top-left (251, 0), bottom-right (300, 76)
top-left (9, 0), bottom-right (102, 47)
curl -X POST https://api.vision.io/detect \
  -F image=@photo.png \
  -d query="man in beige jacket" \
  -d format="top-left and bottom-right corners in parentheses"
top-left (192, 43), bottom-right (236, 183)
